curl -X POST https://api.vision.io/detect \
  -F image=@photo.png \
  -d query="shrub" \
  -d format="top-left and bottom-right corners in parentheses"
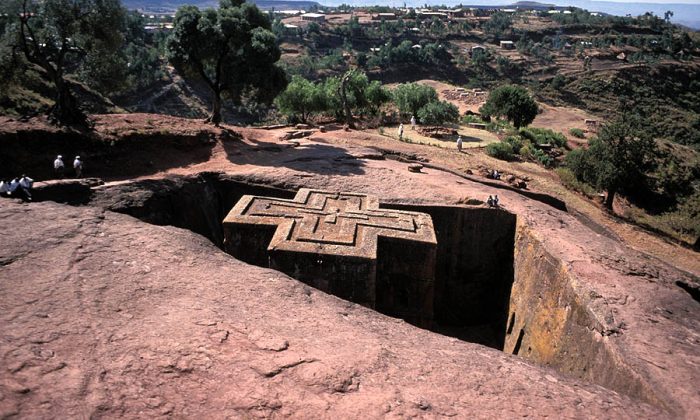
top-left (504, 135), bottom-right (523, 152)
top-left (485, 119), bottom-right (512, 132)
top-left (658, 193), bottom-right (700, 241)
top-left (556, 167), bottom-right (598, 197)
top-left (569, 128), bottom-right (585, 138)
top-left (532, 148), bottom-right (554, 167)
top-left (417, 100), bottom-right (459, 125)
top-left (486, 141), bottom-right (515, 160)
top-left (462, 114), bottom-right (483, 124)
top-left (551, 74), bottom-right (567, 90)
top-left (519, 143), bottom-right (534, 159)
top-left (519, 127), bottom-right (567, 147)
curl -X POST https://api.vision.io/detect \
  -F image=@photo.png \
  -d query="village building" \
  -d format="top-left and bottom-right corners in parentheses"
top-left (500, 40), bottom-right (514, 49)
top-left (437, 8), bottom-right (465, 18)
top-left (470, 45), bottom-right (486, 56)
top-left (301, 13), bottom-right (325, 22)
top-left (274, 10), bottom-right (304, 17)
top-left (417, 11), bottom-right (448, 20)
top-left (283, 24), bottom-right (299, 34)
top-left (371, 12), bottom-right (397, 20)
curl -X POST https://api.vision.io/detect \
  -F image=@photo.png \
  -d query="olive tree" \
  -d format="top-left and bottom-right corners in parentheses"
top-left (566, 113), bottom-right (658, 209)
top-left (480, 85), bottom-right (538, 128)
top-left (12, 0), bottom-right (124, 124)
top-left (275, 76), bottom-right (325, 123)
top-left (167, 0), bottom-right (286, 125)
top-left (393, 83), bottom-right (438, 120)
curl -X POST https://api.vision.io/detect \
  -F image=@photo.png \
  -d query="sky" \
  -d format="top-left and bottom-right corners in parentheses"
top-left (590, 0), bottom-right (699, 3)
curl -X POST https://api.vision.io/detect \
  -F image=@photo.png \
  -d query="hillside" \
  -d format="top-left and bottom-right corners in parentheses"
top-left (122, 0), bottom-right (321, 11)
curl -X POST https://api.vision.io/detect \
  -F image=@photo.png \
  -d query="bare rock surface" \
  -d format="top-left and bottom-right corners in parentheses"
top-left (1, 115), bottom-right (698, 418)
top-left (0, 201), bottom-right (665, 418)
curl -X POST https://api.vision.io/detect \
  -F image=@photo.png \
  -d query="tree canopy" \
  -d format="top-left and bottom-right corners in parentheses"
top-left (393, 83), bottom-right (438, 120)
top-left (166, 0), bottom-right (286, 125)
top-left (10, 0), bottom-right (125, 124)
top-left (274, 75), bottom-right (325, 123)
top-left (566, 113), bottom-right (658, 209)
top-left (417, 100), bottom-right (459, 125)
top-left (480, 85), bottom-right (538, 128)
top-left (274, 71), bottom-right (391, 123)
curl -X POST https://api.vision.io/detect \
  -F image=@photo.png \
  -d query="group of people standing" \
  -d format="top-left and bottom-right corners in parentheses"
top-left (54, 155), bottom-right (83, 178)
top-left (0, 155), bottom-right (85, 202)
top-left (0, 175), bottom-right (34, 201)
top-left (487, 195), bottom-right (500, 208)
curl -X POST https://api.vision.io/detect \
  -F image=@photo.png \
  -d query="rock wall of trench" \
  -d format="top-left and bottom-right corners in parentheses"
top-left (385, 204), bottom-right (516, 347)
top-left (89, 173), bottom-right (294, 246)
top-left (505, 222), bottom-right (663, 408)
top-left (35, 174), bottom-right (669, 407)
top-left (0, 129), bottom-right (217, 181)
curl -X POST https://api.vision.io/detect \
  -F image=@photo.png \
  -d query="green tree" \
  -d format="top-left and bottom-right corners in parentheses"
top-left (338, 69), bottom-right (369, 127)
top-left (566, 113), bottom-right (658, 209)
top-left (480, 85), bottom-right (538, 128)
top-left (275, 75), bottom-right (324, 123)
top-left (393, 83), bottom-right (438, 120)
top-left (167, 0), bottom-right (286, 125)
top-left (12, 0), bottom-right (125, 124)
top-left (417, 100), bottom-right (459, 125)
top-left (364, 80), bottom-right (391, 115)
top-left (482, 11), bottom-right (512, 38)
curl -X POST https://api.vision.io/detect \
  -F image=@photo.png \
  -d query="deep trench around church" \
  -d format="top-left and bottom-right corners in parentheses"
top-left (95, 176), bottom-right (518, 350)
top-left (37, 173), bottom-right (665, 408)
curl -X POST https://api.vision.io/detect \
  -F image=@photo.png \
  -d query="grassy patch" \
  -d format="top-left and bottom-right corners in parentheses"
top-left (555, 167), bottom-right (597, 198)
top-left (569, 128), bottom-right (585, 138)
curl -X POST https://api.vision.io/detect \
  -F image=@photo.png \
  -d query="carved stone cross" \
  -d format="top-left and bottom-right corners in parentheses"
top-left (223, 189), bottom-right (437, 327)
top-left (224, 188), bottom-right (435, 258)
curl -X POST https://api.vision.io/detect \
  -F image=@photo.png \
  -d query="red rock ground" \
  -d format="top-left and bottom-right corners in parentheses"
top-left (1, 114), bottom-right (698, 418)
top-left (0, 201), bottom-right (666, 418)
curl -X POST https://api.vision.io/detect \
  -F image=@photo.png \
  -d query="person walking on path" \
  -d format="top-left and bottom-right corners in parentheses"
top-left (73, 156), bottom-right (83, 178)
top-left (410, 115), bottom-right (416, 130)
top-left (457, 135), bottom-right (463, 152)
top-left (54, 155), bottom-right (65, 178)
top-left (398, 123), bottom-right (404, 140)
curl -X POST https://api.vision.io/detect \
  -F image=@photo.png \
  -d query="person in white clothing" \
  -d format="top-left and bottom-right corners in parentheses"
top-left (410, 115), bottom-right (416, 130)
top-left (73, 156), bottom-right (83, 178)
top-left (54, 155), bottom-right (65, 178)
top-left (18, 175), bottom-right (33, 201)
top-left (457, 136), bottom-right (463, 152)
top-left (19, 175), bottom-right (33, 190)
top-left (0, 180), bottom-right (9, 196)
top-left (8, 178), bottom-right (20, 194)
top-left (398, 123), bottom-right (404, 140)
